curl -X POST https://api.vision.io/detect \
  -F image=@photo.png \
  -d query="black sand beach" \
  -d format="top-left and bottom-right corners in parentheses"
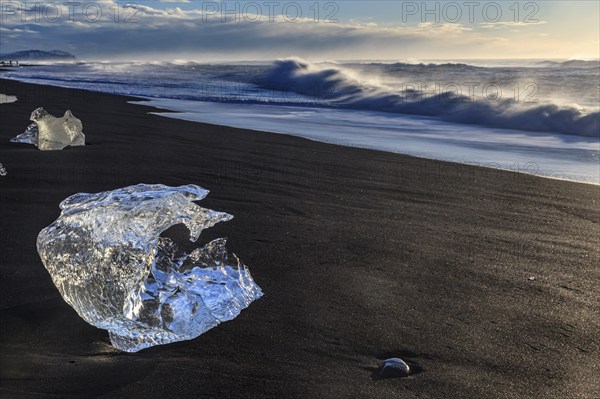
top-left (1, 78), bottom-right (599, 398)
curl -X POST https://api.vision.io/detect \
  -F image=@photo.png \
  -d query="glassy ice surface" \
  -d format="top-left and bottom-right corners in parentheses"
top-left (11, 107), bottom-right (85, 150)
top-left (11, 122), bottom-right (38, 145)
top-left (37, 184), bottom-right (263, 352)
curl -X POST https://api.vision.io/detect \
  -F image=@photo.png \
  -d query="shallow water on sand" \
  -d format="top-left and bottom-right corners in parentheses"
top-left (132, 98), bottom-right (600, 185)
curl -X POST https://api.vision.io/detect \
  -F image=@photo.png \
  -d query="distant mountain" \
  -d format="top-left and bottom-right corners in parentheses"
top-left (0, 50), bottom-right (76, 62)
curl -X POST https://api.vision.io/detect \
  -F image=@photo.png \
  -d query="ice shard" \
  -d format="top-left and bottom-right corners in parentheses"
top-left (37, 184), bottom-right (263, 352)
top-left (11, 121), bottom-right (38, 146)
top-left (11, 107), bottom-right (85, 150)
top-left (0, 93), bottom-right (17, 104)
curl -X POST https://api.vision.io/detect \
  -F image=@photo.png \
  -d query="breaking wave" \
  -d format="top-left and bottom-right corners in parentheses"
top-left (257, 58), bottom-right (599, 137)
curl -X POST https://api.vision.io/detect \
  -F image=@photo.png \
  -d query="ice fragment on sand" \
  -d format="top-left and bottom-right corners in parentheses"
top-left (37, 184), bottom-right (263, 352)
top-left (376, 358), bottom-right (410, 378)
top-left (11, 107), bottom-right (85, 150)
top-left (0, 93), bottom-right (17, 104)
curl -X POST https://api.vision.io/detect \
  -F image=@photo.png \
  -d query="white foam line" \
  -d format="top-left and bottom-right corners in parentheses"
top-left (130, 98), bottom-right (600, 186)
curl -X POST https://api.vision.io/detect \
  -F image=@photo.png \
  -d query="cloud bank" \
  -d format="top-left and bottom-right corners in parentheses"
top-left (0, 1), bottom-right (596, 60)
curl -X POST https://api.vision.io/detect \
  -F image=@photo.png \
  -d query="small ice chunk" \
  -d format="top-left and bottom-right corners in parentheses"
top-left (0, 163), bottom-right (6, 176)
top-left (37, 184), bottom-right (263, 352)
top-left (10, 107), bottom-right (85, 150)
top-left (376, 358), bottom-right (410, 378)
top-left (0, 93), bottom-right (17, 104)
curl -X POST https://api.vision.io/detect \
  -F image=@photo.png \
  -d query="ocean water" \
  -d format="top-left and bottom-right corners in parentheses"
top-left (2, 58), bottom-right (599, 183)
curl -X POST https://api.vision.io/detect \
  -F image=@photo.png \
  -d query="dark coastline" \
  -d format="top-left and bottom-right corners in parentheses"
top-left (1, 78), bottom-right (599, 398)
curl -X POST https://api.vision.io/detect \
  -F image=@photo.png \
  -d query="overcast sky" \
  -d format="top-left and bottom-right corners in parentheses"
top-left (0, 0), bottom-right (598, 61)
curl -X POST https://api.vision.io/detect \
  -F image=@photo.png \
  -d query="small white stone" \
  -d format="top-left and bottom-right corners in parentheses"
top-left (377, 357), bottom-right (410, 378)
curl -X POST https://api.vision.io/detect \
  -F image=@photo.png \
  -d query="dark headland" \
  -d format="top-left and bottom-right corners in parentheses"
top-left (1, 78), bottom-right (598, 398)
